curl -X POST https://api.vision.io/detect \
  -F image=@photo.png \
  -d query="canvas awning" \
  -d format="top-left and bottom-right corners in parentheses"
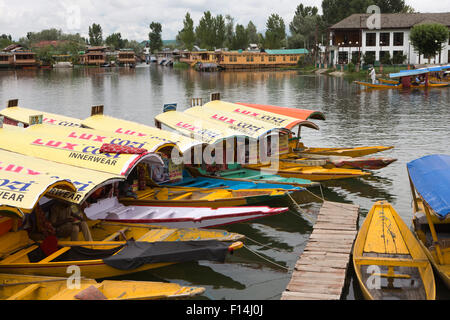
top-left (0, 104), bottom-right (82, 127)
top-left (203, 100), bottom-right (321, 130)
top-left (0, 149), bottom-right (124, 205)
top-left (407, 154), bottom-right (450, 219)
top-left (184, 106), bottom-right (290, 139)
top-left (0, 169), bottom-right (76, 218)
top-left (155, 110), bottom-right (252, 145)
top-left (0, 124), bottom-right (164, 177)
top-left (82, 113), bottom-right (205, 154)
top-left (234, 102), bottom-right (326, 122)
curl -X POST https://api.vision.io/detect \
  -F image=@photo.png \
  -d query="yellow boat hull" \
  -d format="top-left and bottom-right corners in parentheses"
top-left (300, 146), bottom-right (394, 158)
top-left (119, 186), bottom-right (287, 208)
top-left (355, 80), bottom-right (448, 89)
top-left (243, 163), bottom-right (371, 181)
top-left (0, 273), bottom-right (205, 300)
top-left (0, 220), bottom-right (244, 279)
top-left (412, 200), bottom-right (450, 290)
top-left (353, 201), bottom-right (435, 300)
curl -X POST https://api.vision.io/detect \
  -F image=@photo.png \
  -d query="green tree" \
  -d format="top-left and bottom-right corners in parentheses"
top-left (149, 22), bottom-right (163, 53)
top-left (409, 23), bottom-right (449, 62)
top-left (177, 12), bottom-right (196, 50)
top-left (105, 33), bottom-right (125, 50)
top-left (214, 14), bottom-right (226, 48)
top-left (195, 11), bottom-right (216, 49)
top-left (322, 0), bottom-right (412, 27)
top-left (288, 4), bottom-right (322, 49)
top-left (322, 0), bottom-right (372, 27)
top-left (264, 14), bottom-right (286, 49)
top-left (224, 15), bottom-right (235, 49)
top-left (373, 0), bottom-right (407, 13)
top-left (0, 34), bottom-right (13, 50)
top-left (246, 21), bottom-right (259, 45)
top-left (35, 45), bottom-right (55, 65)
top-left (88, 23), bottom-right (103, 46)
top-left (232, 24), bottom-right (248, 50)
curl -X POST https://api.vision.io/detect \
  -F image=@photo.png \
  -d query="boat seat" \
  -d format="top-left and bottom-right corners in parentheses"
top-left (171, 192), bottom-right (193, 201)
top-left (102, 227), bottom-right (130, 242)
top-left (354, 257), bottom-right (429, 268)
top-left (0, 245), bottom-right (39, 264)
top-left (7, 283), bottom-right (41, 300)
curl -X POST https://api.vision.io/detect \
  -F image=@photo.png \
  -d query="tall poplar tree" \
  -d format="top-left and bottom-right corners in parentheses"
top-left (149, 22), bottom-right (163, 53)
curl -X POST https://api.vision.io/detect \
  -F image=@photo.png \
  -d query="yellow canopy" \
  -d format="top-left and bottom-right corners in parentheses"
top-left (82, 113), bottom-right (205, 154)
top-left (201, 100), bottom-right (320, 131)
top-left (184, 106), bottom-right (290, 139)
top-left (0, 124), bottom-right (164, 177)
top-left (0, 105), bottom-right (82, 128)
top-left (0, 168), bottom-right (75, 218)
top-left (154, 110), bottom-right (242, 145)
top-left (0, 149), bottom-right (124, 205)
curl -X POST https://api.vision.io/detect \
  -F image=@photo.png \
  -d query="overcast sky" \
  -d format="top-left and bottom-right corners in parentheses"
top-left (0, 0), bottom-right (448, 41)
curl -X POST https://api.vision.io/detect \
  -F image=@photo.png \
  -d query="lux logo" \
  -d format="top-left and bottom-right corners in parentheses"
top-left (233, 108), bottom-right (260, 117)
top-left (211, 114), bottom-right (236, 124)
top-left (115, 128), bottom-right (147, 137)
top-left (32, 139), bottom-right (78, 150)
top-left (68, 131), bottom-right (106, 142)
top-left (0, 163), bottom-right (40, 175)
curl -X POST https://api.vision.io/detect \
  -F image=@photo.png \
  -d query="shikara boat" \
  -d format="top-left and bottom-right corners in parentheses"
top-left (354, 80), bottom-right (448, 89)
top-left (188, 164), bottom-right (320, 188)
top-left (0, 273), bottom-right (205, 300)
top-left (408, 154), bottom-right (450, 289)
top-left (119, 186), bottom-right (289, 208)
top-left (243, 161), bottom-right (371, 181)
top-left (282, 152), bottom-right (397, 170)
top-left (0, 173), bottom-right (244, 279)
top-left (0, 217), bottom-right (244, 279)
top-left (353, 201), bottom-right (435, 300)
top-left (162, 169), bottom-right (303, 191)
top-left (0, 119), bottom-right (292, 208)
top-left (294, 142), bottom-right (394, 158)
top-left (83, 196), bottom-right (288, 228)
top-left (202, 101), bottom-right (394, 159)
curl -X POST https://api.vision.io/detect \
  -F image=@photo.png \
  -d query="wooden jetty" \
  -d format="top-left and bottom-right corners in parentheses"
top-left (281, 201), bottom-right (360, 300)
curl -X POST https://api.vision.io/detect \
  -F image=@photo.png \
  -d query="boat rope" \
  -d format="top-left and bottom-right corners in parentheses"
top-left (287, 192), bottom-right (315, 223)
top-left (245, 235), bottom-right (291, 253)
top-left (243, 244), bottom-right (291, 272)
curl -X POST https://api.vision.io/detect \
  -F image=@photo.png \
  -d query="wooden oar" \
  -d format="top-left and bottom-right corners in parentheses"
top-left (0, 277), bottom-right (89, 287)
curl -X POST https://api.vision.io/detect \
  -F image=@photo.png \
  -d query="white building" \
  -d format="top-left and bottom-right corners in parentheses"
top-left (328, 12), bottom-right (450, 66)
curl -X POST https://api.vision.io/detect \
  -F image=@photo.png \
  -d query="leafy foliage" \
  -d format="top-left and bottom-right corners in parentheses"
top-left (177, 13), bottom-right (196, 51)
top-left (149, 22), bottom-right (163, 53)
top-left (409, 23), bottom-right (449, 59)
top-left (264, 14), bottom-right (286, 49)
top-left (88, 23), bottom-right (103, 46)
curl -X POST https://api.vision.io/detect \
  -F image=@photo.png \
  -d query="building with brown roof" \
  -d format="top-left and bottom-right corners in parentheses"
top-left (328, 12), bottom-right (450, 66)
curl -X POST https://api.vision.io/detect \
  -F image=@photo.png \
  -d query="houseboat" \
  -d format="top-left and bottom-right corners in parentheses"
top-left (80, 46), bottom-right (108, 66)
top-left (0, 44), bottom-right (37, 69)
top-left (117, 49), bottom-right (136, 67)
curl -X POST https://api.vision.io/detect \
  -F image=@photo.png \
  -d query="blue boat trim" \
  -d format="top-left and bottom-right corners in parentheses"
top-left (162, 170), bottom-right (303, 191)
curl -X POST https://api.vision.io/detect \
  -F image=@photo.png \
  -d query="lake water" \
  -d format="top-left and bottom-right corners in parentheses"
top-left (0, 65), bottom-right (449, 300)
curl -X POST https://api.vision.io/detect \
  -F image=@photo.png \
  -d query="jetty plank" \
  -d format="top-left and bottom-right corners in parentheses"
top-left (281, 201), bottom-right (359, 300)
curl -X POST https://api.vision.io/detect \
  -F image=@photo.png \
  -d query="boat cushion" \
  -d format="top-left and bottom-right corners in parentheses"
top-left (103, 239), bottom-right (229, 270)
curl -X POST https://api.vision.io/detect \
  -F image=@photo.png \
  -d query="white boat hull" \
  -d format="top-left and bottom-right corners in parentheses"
top-left (84, 197), bottom-right (287, 228)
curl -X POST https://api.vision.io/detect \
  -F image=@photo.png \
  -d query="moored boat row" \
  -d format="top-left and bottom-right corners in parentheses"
top-left (0, 96), bottom-right (404, 300)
